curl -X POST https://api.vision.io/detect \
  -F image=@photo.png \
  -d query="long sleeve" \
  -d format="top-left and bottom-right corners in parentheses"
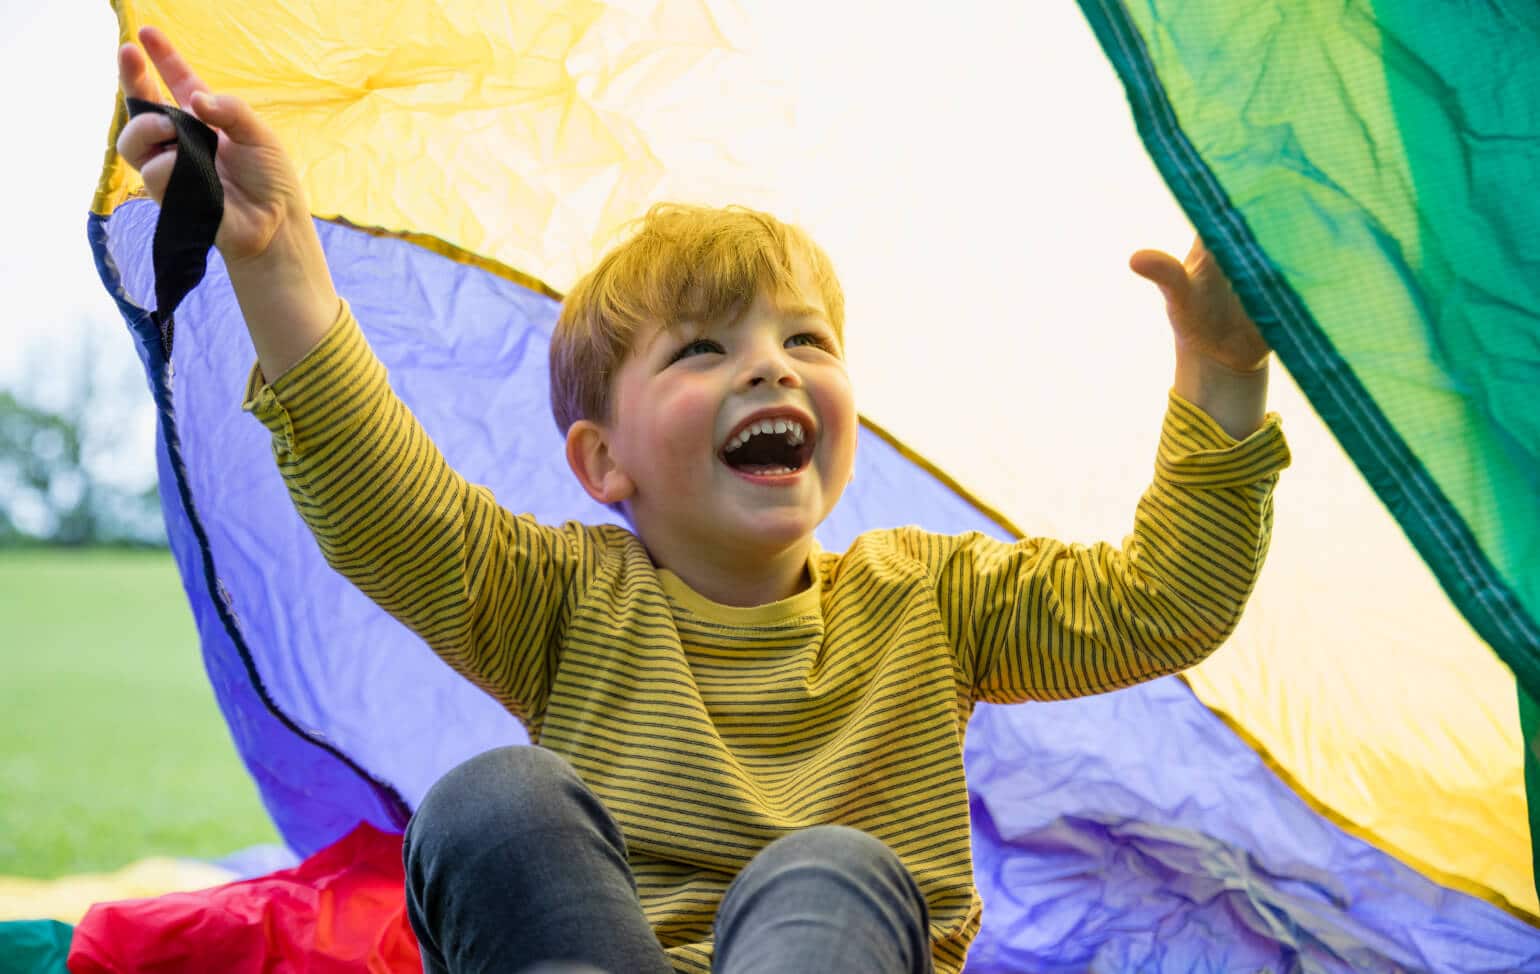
top-left (925, 392), bottom-right (1290, 703)
top-left (242, 301), bottom-right (598, 728)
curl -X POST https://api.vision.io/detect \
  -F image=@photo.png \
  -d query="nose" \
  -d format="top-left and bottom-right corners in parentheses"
top-left (741, 341), bottom-right (801, 390)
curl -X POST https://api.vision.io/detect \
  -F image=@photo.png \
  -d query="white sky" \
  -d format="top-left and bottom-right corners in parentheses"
top-left (0, 3), bottom-right (156, 501)
top-left (0, 3), bottom-right (124, 394)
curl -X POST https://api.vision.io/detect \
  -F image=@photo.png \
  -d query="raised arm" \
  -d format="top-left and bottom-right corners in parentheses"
top-left (940, 237), bottom-right (1289, 701)
top-left (937, 396), bottom-right (1289, 703)
top-left (117, 28), bottom-right (585, 725)
top-left (242, 305), bottom-right (592, 726)
top-left (117, 26), bottom-right (335, 380)
top-left (1130, 236), bottom-right (1272, 440)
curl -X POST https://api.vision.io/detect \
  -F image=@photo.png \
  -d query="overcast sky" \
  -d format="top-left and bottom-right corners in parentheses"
top-left (0, 3), bottom-right (123, 391)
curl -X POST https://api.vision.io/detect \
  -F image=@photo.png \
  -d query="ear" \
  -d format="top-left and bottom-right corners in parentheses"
top-left (565, 419), bottom-right (636, 506)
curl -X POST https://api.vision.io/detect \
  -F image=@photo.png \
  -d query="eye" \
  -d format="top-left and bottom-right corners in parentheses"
top-left (669, 338), bottom-right (724, 364)
top-left (786, 332), bottom-right (836, 353)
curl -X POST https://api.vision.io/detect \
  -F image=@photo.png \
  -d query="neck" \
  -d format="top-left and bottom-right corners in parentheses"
top-left (646, 534), bottom-right (814, 608)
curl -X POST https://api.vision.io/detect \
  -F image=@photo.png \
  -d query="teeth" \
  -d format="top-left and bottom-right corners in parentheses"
top-left (724, 418), bottom-right (806, 452)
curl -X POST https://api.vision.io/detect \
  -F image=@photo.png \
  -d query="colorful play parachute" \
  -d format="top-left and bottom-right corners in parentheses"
top-left (85, 1), bottom-right (1538, 969)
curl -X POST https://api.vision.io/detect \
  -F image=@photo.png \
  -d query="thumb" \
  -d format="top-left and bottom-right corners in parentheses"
top-left (189, 91), bottom-right (272, 146)
top-left (1128, 248), bottom-right (1190, 304)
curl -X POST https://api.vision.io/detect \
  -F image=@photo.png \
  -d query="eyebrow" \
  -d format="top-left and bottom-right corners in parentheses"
top-left (777, 302), bottom-right (830, 322)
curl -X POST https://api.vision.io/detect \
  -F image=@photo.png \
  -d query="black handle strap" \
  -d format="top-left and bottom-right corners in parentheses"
top-left (125, 97), bottom-right (224, 357)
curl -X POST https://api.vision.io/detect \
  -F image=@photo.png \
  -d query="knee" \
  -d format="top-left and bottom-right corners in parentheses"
top-left (404, 746), bottom-right (586, 867)
top-left (756, 825), bottom-right (905, 876)
top-left (734, 826), bottom-right (926, 913)
top-left (718, 826), bottom-right (932, 967)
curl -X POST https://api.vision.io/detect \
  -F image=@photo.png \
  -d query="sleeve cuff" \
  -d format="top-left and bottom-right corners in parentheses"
top-left (240, 299), bottom-right (385, 455)
top-left (1156, 390), bottom-right (1291, 488)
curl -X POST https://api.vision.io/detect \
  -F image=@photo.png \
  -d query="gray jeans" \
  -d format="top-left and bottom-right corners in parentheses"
top-left (403, 746), bottom-right (935, 974)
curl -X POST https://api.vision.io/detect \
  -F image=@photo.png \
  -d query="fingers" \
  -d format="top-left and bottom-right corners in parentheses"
top-left (117, 37), bottom-right (177, 202)
top-left (118, 40), bottom-right (164, 105)
top-left (118, 27), bottom-right (204, 113)
top-left (1128, 248), bottom-right (1190, 302)
top-left (116, 113), bottom-right (178, 200)
top-left (117, 112), bottom-right (175, 166)
top-left (119, 29), bottom-right (272, 148)
top-left (139, 152), bottom-right (178, 204)
top-left (114, 26), bottom-right (290, 214)
top-left (137, 26), bottom-right (209, 110)
top-left (189, 91), bottom-right (273, 147)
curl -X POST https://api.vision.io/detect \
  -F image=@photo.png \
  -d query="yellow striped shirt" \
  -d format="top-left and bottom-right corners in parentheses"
top-left (244, 305), bottom-right (1290, 973)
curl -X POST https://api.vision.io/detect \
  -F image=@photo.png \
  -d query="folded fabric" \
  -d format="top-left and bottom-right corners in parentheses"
top-left (0, 920), bottom-right (72, 974)
top-left (68, 823), bottom-right (420, 973)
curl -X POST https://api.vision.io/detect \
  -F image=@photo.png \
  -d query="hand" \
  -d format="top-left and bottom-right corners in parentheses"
top-left (116, 27), bottom-right (308, 266)
top-left (1129, 237), bottom-right (1270, 373)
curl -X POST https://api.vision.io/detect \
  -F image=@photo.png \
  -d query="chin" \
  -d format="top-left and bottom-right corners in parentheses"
top-left (730, 509), bottom-right (821, 549)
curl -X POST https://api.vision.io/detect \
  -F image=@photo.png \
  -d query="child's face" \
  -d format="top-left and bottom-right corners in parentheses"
top-left (601, 262), bottom-right (856, 568)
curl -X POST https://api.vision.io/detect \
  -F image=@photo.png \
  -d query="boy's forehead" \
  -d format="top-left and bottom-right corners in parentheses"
top-left (771, 289), bottom-right (832, 322)
top-left (625, 248), bottom-right (835, 359)
top-left (676, 283), bottom-right (830, 333)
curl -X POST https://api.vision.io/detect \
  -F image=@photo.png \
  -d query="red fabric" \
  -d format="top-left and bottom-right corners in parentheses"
top-left (68, 823), bottom-right (421, 973)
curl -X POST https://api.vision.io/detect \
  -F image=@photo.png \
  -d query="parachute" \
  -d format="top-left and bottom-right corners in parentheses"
top-left (69, 0), bottom-right (1540, 969)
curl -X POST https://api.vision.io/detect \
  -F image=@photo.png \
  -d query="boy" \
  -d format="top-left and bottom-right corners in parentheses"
top-left (118, 25), bottom-right (1288, 974)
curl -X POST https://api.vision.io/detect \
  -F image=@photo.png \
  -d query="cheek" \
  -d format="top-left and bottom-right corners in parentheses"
top-left (650, 384), bottom-right (721, 460)
top-left (813, 371), bottom-right (859, 473)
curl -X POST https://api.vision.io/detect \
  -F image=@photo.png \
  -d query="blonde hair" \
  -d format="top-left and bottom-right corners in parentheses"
top-left (549, 203), bottom-right (845, 434)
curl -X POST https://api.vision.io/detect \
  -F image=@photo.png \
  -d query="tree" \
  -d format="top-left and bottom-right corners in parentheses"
top-left (0, 319), bottom-right (165, 547)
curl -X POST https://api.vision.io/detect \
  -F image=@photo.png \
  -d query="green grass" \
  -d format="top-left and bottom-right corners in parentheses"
top-left (0, 547), bottom-right (281, 878)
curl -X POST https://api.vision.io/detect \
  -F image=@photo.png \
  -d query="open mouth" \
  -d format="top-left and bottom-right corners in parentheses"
top-left (720, 414), bottom-right (815, 477)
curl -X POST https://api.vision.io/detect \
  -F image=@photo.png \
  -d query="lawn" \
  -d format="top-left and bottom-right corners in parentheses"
top-left (0, 547), bottom-right (280, 878)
